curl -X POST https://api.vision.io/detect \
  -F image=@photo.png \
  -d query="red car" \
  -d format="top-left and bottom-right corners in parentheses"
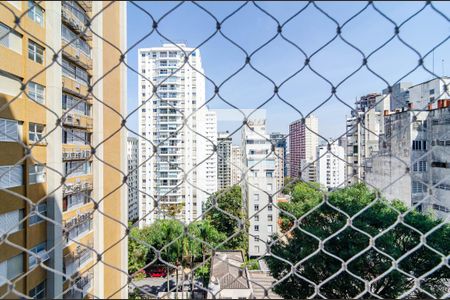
top-left (145, 266), bottom-right (167, 277)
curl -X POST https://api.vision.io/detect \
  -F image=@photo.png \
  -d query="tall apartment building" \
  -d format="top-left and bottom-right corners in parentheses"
top-left (0, 1), bottom-right (127, 298)
top-left (383, 82), bottom-right (412, 111)
top-left (138, 44), bottom-right (214, 225)
top-left (274, 147), bottom-right (285, 192)
top-left (366, 100), bottom-right (450, 218)
top-left (317, 142), bottom-right (345, 190)
top-left (345, 93), bottom-right (390, 185)
top-left (231, 145), bottom-right (242, 186)
top-left (407, 77), bottom-right (450, 109)
top-left (270, 132), bottom-right (288, 177)
top-left (289, 116), bottom-right (319, 181)
top-left (242, 119), bottom-right (278, 257)
top-left (197, 110), bottom-right (218, 217)
top-left (217, 132), bottom-right (232, 190)
top-left (127, 136), bottom-right (139, 222)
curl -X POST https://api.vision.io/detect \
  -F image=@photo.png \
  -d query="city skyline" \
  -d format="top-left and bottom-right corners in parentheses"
top-left (1, 1), bottom-right (449, 299)
top-left (127, 1), bottom-right (450, 140)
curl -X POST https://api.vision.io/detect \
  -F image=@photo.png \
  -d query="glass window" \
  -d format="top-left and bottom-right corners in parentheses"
top-left (268, 214), bottom-right (273, 222)
top-left (0, 118), bottom-right (19, 142)
top-left (29, 164), bottom-right (46, 184)
top-left (29, 202), bottom-right (47, 225)
top-left (413, 161), bottom-right (427, 172)
top-left (254, 225), bottom-right (259, 232)
top-left (62, 59), bottom-right (89, 85)
top-left (63, 192), bottom-right (90, 212)
top-left (29, 242), bottom-right (49, 268)
top-left (63, 128), bottom-right (90, 145)
top-left (63, 1), bottom-right (88, 25)
top-left (7, 253), bottom-right (23, 281)
top-left (27, 82), bottom-right (45, 104)
top-left (268, 225), bottom-right (273, 233)
top-left (0, 23), bottom-right (22, 53)
top-left (29, 280), bottom-right (46, 299)
top-left (28, 40), bottom-right (44, 64)
top-left (0, 209), bottom-right (24, 235)
top-left (61, 25), bottom-right (90, 56)
top-left (64, 161), bottom-right (91, 177)
top-left (27, 1), bottom-right (44, 26)
top-left (412, 181), bottom-right (427, 194)
top-left (29, 123), bottom-right (45, 143)
top-left (62, 94), bottom-right (90, 116)
top-left (0, 165), bottom-right (23, 189)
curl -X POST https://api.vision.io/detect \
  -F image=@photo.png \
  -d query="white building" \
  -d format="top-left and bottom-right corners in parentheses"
top-left (345, 93), bottom-right (390, 185)
top-left (366, 101), bottom-right (450, 219)
top-left (274, 146), bottom-right (285, 192)
top-left (317, 142), bottom-right (345, 190)
top-left (231, 145), bottom-right (242, 186)
top-left (407, 77), bottom-right (450, 109)
top-left (138, 44), bottom-right (210, 225)
top-left (242, 119), bottom-right (278, 257)
top-left (217, 132), bottom-right (232, 190)
top-left (127, 136), bottom-right (139, 222)
top-left (198, 110), bottom-right (218, 217)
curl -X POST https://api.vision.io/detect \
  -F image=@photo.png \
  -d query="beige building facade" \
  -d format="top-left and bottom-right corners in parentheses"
top-left (0, 1), bottom-right (127, 298)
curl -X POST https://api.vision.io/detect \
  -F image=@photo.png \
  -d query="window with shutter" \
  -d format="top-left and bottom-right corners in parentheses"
top-left (6, 254), bottom-right (23, 281)
top-left (0, 165), bottom-right (23, 188)
top-left (0, 23), bottom-right (9, 47)
top-left (0, 210), bottom-right (22, 235)
top-left (0, 118), bottom-right (19, 142)
top-left (0, 23), bottom-right (21, 53)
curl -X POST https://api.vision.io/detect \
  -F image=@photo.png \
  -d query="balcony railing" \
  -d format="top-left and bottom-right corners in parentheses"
top-left (63, 148), bottom-right (91, 161)
top-left (63, 180), bottom-right (93, 196)
top-left (62, 112), bottom-right (93, 129)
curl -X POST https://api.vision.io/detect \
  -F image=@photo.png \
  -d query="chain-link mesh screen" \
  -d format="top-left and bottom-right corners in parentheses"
top-left (0, 1), bottom-right (449, 299)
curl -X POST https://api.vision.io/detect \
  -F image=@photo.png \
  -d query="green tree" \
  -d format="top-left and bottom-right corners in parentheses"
top-left (204, 185), bottom-right (248, 252)
top-left (128, 225), bottom-right (149, 275)
top-left (129, 219), bottom-right (226, 270)
top-left (188, 220), bottom-right (227, 261)
top-left (267, 183), bottom-right (450, 299)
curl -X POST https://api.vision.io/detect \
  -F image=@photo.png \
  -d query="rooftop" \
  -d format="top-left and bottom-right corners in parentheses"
top-left (209, 250), bottom-right (250, 290)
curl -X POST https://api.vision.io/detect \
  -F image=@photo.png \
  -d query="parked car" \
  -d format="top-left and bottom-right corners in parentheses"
top-left (145, 266), bottom-right (168, 277)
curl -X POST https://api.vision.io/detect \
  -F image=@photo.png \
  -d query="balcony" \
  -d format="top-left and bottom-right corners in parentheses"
top-left (62, 146), bottom-right (91, 161)
top-left (61, 2), bottom-right (92, 41)
top-left (64, 242), bottom-right (94, 277)
top-left (62, 76), bottom-right (89, 97)
top-left (63, 178), bottom-right (93, 196)
top-left (64, 272), bottom-right (93, 299)
top-left (62, 112), bottom-right (93, 130)
top-left (62, 40), bottom-right (92, 71)
top-left (77, 1), bottom-right (92, 13)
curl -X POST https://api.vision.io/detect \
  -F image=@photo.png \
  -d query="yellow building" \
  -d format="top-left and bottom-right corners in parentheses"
top-left (0, 1), bottom-right (127, 298)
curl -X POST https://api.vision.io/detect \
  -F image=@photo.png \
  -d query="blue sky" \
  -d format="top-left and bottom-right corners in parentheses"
top-left (126, 1), bottom-right (450, 142)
